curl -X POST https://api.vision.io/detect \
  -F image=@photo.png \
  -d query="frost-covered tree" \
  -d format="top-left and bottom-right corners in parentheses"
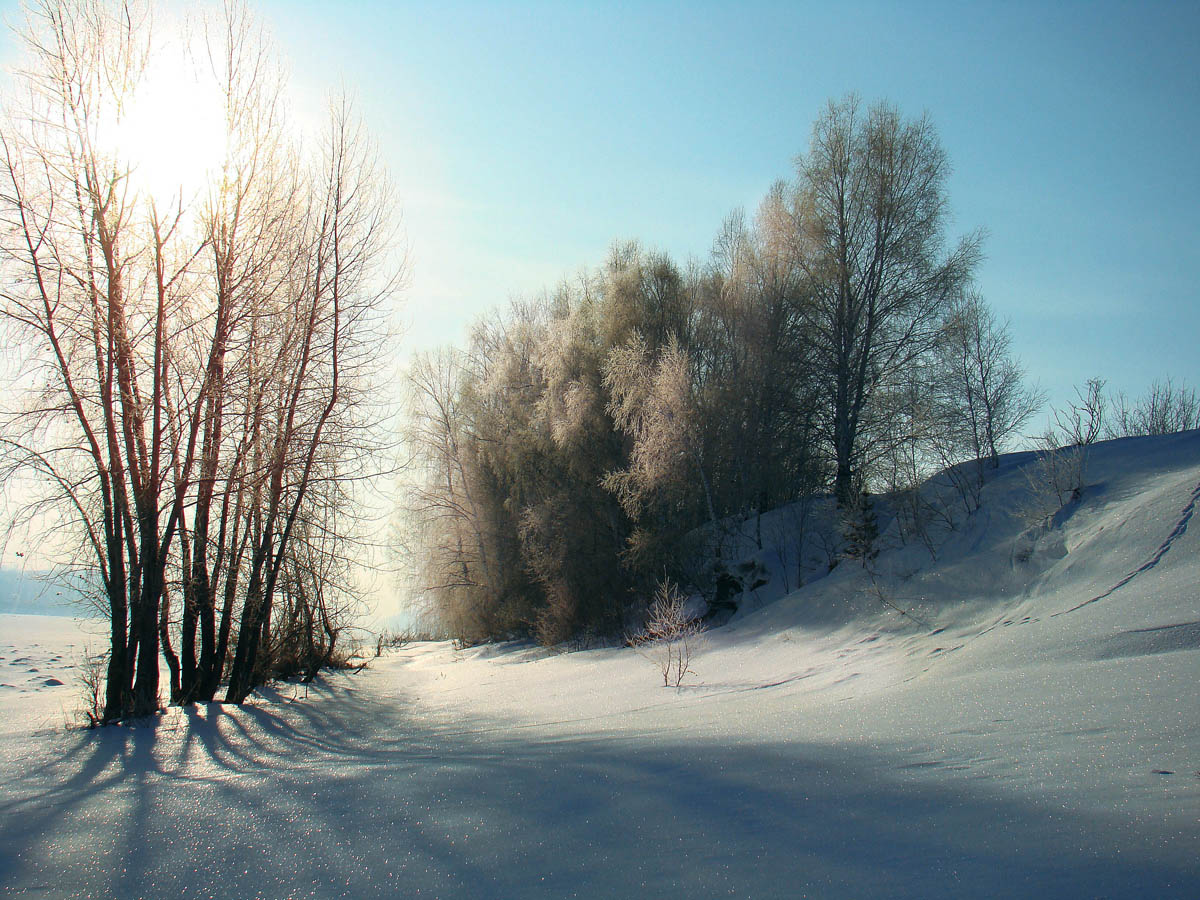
top-left (603, 334), bottom-right (711, 526)
top-left (401, 98), bottom-right (1010, 645)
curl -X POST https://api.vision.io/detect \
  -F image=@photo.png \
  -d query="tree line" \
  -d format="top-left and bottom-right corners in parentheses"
top-left (0, 0), bottom-right (397, 720)
top-left (3, 3), bottom-right (1190, 714)
top-left (402, 96), bottom-right (1042, 646)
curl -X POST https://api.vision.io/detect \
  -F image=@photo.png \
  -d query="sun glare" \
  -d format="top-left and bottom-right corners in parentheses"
top-left (102, 39), bottom-right (227, 215)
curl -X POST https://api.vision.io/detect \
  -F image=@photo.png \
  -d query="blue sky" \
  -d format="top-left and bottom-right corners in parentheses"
top-left (4, 0), bottom-right (1198, 414)
top-left (249, 0), bottom-right (1200, 419)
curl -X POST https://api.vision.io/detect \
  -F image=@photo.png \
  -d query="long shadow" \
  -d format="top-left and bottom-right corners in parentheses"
top-left (1, 673), bottom-right (1196, 899)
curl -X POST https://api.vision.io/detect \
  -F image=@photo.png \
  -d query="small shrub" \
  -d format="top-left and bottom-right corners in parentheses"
top-left (375, 628), bottom-right (414, 656)
top-left (1053, 378), bottom-right (1106, 447)
top-left (638, 580), bottom-right (704, 687)
top-left (373, 625), bottom-right (441, 656)
top-left (76, 649), bottom-right (107, 728)
top-left (1022, 380), bottom-right (1106, 526)
top-left (1021, 431), bottom-right (1088, 527)
top-left (1106, 378), bottom-right (1199, 438)
top-left (841, 492), bottom-right (880, 566)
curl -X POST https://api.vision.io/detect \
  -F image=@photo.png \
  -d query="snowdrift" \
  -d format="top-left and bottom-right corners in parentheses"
top-left (1, 432), bottom-right (1197, 898)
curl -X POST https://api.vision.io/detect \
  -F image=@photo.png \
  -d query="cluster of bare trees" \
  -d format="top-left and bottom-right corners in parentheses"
top-left (403, 97), bottom-right (1039, 645)
top-left (1021, 376), bottom-right (1198, 524)
top-left (0, 0), bottom-right (397, 719)
top-left (1037, 376), bottom-right (1198, 451)
top-left (1106, 378), bottom-right (1199, 439)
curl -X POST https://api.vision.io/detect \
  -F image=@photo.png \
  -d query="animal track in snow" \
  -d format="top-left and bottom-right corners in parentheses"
top-left (1055, 478), bottom-right (1200, 617)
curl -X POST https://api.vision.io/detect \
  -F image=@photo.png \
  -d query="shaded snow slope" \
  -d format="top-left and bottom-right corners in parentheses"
top-left (1, 433), bottom-right (1198, 898)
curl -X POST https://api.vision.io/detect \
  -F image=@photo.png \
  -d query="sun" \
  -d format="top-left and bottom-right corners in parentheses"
top-left (103, 38), bottom-right (228, 216)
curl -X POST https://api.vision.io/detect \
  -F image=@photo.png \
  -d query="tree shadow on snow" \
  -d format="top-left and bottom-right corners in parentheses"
top-left (0, 674), bottom-right (1196, 899)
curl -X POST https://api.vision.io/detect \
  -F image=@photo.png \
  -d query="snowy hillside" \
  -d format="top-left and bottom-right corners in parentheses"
top-left (1, 432), bottom-right (1198, 898)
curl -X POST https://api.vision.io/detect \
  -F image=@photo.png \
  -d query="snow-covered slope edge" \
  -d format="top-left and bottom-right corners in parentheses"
top-left (391, 430), bottom-right (1199, 730)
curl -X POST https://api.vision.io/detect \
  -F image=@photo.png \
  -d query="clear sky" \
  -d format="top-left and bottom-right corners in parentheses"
top-left (242, 0), bottom-right (1200, 418)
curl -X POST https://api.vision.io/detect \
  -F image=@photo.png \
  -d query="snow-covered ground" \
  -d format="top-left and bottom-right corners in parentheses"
top-left (1, 433), bottom-right (1198, 898)
top-left (0, 614), bottom-right (106, 735)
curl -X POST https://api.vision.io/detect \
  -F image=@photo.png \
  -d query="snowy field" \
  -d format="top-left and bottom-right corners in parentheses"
top-left (1, 433), bottom-right (1198, 898)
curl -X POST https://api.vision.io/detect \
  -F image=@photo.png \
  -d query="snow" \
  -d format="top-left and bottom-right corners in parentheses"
top-left (2, 432), bottom-right (1199, 897)
top-left (0, 615), bottom-right (106, 736)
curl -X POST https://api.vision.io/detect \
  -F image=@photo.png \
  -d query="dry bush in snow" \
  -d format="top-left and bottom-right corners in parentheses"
top-left (76, 650), bottom-right (108, 729)
top-left (637, 580), bottom-right (704, 687)
top-left (1021, 432), bottom-right (1088, 527)
top-left (1021, 378), bottom-right (1108, 526)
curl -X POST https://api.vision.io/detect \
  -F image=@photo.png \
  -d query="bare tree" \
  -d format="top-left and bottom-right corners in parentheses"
top-left (225, 97), bottom-right (396, 704)
top-left (1053, 378), bottom-right (1106, 447)
top-left (0, 1), bottom-right (399, 716)
top-left (400, 347), bottom-right (513, 643)
top-left (783, 96), bottom-right (981, 506)
top-left (940, 291), bottom-right (1043, 468)
top-left (1023, 378), bottom-right (1108, 522)
top-left (0, 0), bottom-right (209, 717)
top-left (176, 0), bottom-right (301, 704)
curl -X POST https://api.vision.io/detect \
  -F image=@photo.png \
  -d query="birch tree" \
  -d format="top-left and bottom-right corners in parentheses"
top-left (787, 96), bottom-right (981, 505)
